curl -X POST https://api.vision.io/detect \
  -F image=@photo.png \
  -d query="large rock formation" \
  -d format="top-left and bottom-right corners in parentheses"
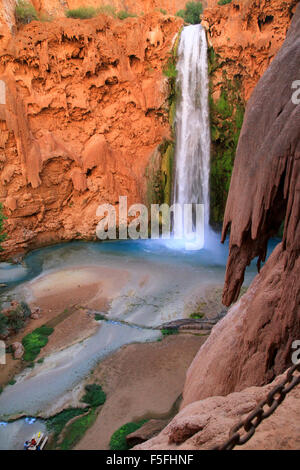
top-left (134, 375), bottom-right (300, 450)
top-left (204, 0), bottom-right (298, 224)
top-left (0, 13), bottom-right (182, 257)
top-left (134, 371), bottom-right (300, 450)
top-left (203, 0), bottom-right (297, 102)
top-left (183, 2), bottom-right (300, 404)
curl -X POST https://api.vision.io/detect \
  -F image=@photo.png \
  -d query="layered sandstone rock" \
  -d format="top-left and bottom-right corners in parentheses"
top-left (182, 3), bottom-right (300, 404)
top-left (0, 13), bottom-right (182, 257)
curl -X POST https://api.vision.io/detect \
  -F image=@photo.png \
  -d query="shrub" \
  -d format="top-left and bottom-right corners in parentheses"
top-left (161, 328), bottom-right (178, 336)
top-left (94, 313), bottom-right (105, 321)
top-left (218, 0), bottom-right (232, 5)
top-left (163, 58), bottom-right (177, 79)
top-left (20, 301), bottom-right (31, 319)
top-left (175, 9), bottom-right (185, 20)
top-left (0, 386), bottom-right (3, 394)
top-left (81, 384), bottom-right (106, 407)
top-left (0, 313), bottom-right (8, 337)
top-left (7, 308), bottom-right (25, 332)
top-left (8, 379), bottom-right (16, 385)
top-left (22, 325), bottom-right (54, 361)
top-left (65, 7), bottom-right (97, 19)
top-left (117, 10), bottom-right (137, 20)
top-left (46, 407), bottom-right (87, 444)
top-left (15, 0), bottom-right (38, 24)
top-left (109, 420), bottom-right (148, 450)
top-left (189, 313), bottom-right (204, 319)
top-left (97, 5), bottom-right (116, 17)
top-left (59, 408), bottom-right (97, 450)
top-left (176, 1), bottom-right (203, 24)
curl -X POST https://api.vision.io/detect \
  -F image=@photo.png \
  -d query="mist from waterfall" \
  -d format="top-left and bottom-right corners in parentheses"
top-left (172, 24), bottom-right (211, 250)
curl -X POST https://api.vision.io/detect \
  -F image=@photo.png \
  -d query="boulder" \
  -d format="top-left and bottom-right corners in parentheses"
top-left (11, 342), bottom-right (24, 359)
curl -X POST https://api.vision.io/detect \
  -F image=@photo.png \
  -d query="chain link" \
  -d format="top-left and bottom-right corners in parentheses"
top-left (212, 362), bottom-right (300, 450)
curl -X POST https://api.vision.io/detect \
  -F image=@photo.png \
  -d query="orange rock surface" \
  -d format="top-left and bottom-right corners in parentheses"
top-left (0, 12), bottom-right (182, 257)
top-left (203, 0), bottom-right (298, 101)
top-left (0, 0), bottom-right (297, 259)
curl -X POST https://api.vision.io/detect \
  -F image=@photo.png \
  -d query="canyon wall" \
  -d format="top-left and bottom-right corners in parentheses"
top-left (205, 0), bottom-right (297, 224)
top-left (0, 13), bottom-right (182, 257)
top-left (0, 0), bottom-right (297, 258)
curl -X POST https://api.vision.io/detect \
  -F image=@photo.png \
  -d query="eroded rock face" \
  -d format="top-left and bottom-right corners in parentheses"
top-left (181, 3), bottom-right (300, 406)
top-left (134, 370), bottom-right (300, 450)
top-left (203, 0), bottom-right (297, 102)
top-left (0, 13), bottom-right (182, 257)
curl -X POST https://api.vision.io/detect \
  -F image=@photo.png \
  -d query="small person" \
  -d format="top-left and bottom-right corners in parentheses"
top-left (30, 438), bottom-right (37, 447)
top-left (24, 441), bottom-right (30, 450)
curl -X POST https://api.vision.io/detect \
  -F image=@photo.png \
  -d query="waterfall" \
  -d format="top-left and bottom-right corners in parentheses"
top-left (172, 24), bottom-right (210, 248)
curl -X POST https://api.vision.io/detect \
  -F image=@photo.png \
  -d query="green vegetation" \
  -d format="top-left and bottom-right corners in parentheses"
top-left (8, 379), bottom-right (16, 385)
top-left (189, 313), bottom-right (204, 319)
top-left (0, 386), bottom-right (3, 394)
top-left (65, 6), bottom-right (97, 19)
top-left (59, 408), bottom-right (97, 450)
top-left (160, 140), bottom-right (175, 206)
top-left (163, 58), bottom-right (177, 80)
top-left (22, 325), bottom-right (54, 362)
top-left (81, 384), bottom-right (106, 407)
top-left (208, 48), bottom-right (245, 226)
top-left (159, 8), bottom-right (167, 15)
top-left (96, 5), bottom-right (117, 17)
top-left (47, 384), bottom-right (106, 449)
top-left (46, 382), bottom-right (107, 449)
top-left (218, 0), bottom-right (232, 5)
top-left (0, 302), bottom-right (32, 336)
top-left (109, 420), bottom-right (148, 450)
top-left (176, 2), bottom-right (203, 24)
top-left (117, 10), bottom-right (137, 20)
top-left (15, 0), bottom-right (38, 24)
top-left (0, 314), bottom-right (8, 336)
top-left (65, 5), bottom-right (136, 20)
top-left (0, 203), bottom-right (7, 251)
top-left (94, 313), bottom-right (106, 321)
top-left (46, 407), bottom-right (88, 447)
top-left (161, 328), bottom-right (178, 336)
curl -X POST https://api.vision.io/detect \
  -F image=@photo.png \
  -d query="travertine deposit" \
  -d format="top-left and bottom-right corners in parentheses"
top-left (0, 12), bottom-right (182, 257)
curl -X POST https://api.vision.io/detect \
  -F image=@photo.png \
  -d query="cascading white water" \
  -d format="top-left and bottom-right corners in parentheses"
top-left (172, 24), bottom-right (210, 248)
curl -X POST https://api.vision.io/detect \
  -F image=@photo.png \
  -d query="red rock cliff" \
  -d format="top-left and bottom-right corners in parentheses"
top-left (0, 13), bottom-right (182, 256)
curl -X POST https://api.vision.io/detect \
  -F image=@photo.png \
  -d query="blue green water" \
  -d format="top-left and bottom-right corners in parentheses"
top-left (0, 236), bottom-right (281, 448)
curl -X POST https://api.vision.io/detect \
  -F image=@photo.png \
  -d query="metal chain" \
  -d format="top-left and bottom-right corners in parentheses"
top-left (212, 362), bottom-right (300, 450)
